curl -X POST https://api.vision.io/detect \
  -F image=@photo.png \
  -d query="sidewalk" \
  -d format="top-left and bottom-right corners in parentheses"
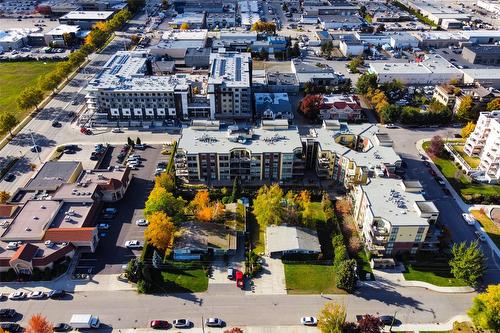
top-left (113, 326), bottom-right (318, 333)
top-left (392, 315), bottom-right (471, 332)
top-left (0, 274), bottom-right (135, 294)
top-left (365, 264), bottom-right (474, 294)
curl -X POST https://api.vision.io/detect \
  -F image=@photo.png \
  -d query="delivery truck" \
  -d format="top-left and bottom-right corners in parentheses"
top-left (70, 314), bottom-right (100, 329)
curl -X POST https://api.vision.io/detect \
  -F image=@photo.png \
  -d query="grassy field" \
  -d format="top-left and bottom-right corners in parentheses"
top-left (452, 144), bottom-right (480, 169)
top-left (423, 142), bottom-right (500, 198)
top-left (158, 267), bottom-right (208, 293)
top-left (471, 210), bottom-right (500, 249)
top-left (0, 61), bottom-right (59, 119)
top-left (403, 265), bottom-right (467, 287)
top-left (284, 264), bottom-right (346, 294)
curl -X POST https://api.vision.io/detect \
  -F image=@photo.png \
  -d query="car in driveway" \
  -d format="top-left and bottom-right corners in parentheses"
top-left (0, 309), bottom-right (16, 320)
top-left (136, 219), bottom-right (149, 226)
top-left (125, 240), bottom-right (142, 249)
top-left (462, 213), bottom-right (476, 226)
top-left (475, 231), bottom-right (486, 242)
top-left (53, 323), bottom-right (72, 332)
top-left (27, 291), bottom-right (46, 299)
top-left (150, 320), bottom-right (169, 329)
top-left (205, 318), bottom-right (223, 327)
top-left (300, 316), bottom-right (317, 326)
top-left (0, 323), bottom-right (20, 332)
top-left (8, 292), bottom-right (26, 300)
top-left (172, 319), bottom-right (192, 328)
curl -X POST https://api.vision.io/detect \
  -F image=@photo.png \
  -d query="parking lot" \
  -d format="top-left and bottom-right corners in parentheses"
top-left (74, 144), bottom-right (170, 275)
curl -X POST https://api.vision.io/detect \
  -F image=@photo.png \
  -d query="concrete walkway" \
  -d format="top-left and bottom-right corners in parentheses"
top-left (366, 264), bottom-right (474, 294)
top-left (113, 326), bottom-right (318, 333)
top-left (0, 274), bottom-right (135, 294)
top-left (248, 257), bottom-right (287, 295)
top-left (393, 315), bottom-right (471, 332)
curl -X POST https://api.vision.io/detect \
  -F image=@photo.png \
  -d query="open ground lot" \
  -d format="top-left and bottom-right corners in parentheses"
top-left (0, 61), bottom-right (59, 121)
top-left (284, 263), bottom-right (346, 294)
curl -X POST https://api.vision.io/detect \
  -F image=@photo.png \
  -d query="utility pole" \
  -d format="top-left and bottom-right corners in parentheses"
top-left (201, 315), bottom-right (205, 333)
top-left (29, 130), bottom-right (42, 163)
top-left (389, 310), bottom-right (398, 332)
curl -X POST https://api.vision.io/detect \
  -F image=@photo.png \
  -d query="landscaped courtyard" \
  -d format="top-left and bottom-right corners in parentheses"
top-left (450, 144), bottom-right (480, 169)
top-left (471, 210), bottom-right (500, 249)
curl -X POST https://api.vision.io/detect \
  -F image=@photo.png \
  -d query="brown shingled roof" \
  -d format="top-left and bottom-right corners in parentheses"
top-left (10, 243), bottom-right (39, 263)
top-left (0, 204), bottom-right (18, 218)
top-left (43, 228), bottom-right (95, 242)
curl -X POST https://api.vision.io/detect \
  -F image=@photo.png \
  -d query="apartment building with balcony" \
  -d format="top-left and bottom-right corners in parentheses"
top-left (302, 120), bottom-right (401, 188)
top-left (464, 111), bottom-right (500, 183)
top-left (176, 119), bottom-right (304, 184)
top-left (208, 50), bottom-right (252, 120)
top-left (353, 178), bottom-right (439, 257)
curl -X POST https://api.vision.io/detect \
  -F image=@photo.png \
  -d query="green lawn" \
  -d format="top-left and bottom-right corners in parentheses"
top-left (403, 265), bottom-right (468, 287)
top-left (423, 142), bottom-right (500, 199)
top-left (0, 61), bottom-right (60, 120)
top-left (157, 267), bottom-right (208, 293)
top-left (355, 250), bottom-right (373, 280)
top-left (247, 210), bottom-right (265, 254)
top-left (471, 210), bottom-right (500, 249)
top-left (284, 264), bottom-right (346, 294)
top-left (452, 144), bottom-right (480, 169)
top-left (310, 202), bottom-right (326, 224)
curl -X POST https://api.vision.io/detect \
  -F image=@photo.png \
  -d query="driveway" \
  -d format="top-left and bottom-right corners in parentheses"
top-left (250, 257), bottom-right (286, 295)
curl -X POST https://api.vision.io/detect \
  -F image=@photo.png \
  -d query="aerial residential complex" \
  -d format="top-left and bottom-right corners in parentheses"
top-left (464, 111), bottom-right (500, 183)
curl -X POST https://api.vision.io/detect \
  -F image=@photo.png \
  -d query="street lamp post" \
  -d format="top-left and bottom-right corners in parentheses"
top-left (29, 130), bottom-right (42, 163)
top-left (389, 310), bottom-right (399, 332)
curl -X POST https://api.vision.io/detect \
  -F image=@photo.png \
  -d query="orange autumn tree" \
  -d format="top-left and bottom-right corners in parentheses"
top-left (26, 314), bottom-right (52, 333)
top-left (190, 190), bottom-right (225, 222)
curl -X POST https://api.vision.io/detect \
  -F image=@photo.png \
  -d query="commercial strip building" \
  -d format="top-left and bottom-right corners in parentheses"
top-left (175, 119), bottom-right (305, 183)
top-left (0, 162), bottom-right (131, 274)
top-left (462, 69), bottom-right (500, 89)
top-left (403, 0), bottom-right (471, 27)
top-left (368, 54), bottom-right (463, 85)
top-left (353, 178), bottom-right (439, 256)
top-left (462, 44), bottom-right (500, 65)
top-left (59, 10), bottom-right (115, 29)
top-left (464, 111), bottom-right (500, 183)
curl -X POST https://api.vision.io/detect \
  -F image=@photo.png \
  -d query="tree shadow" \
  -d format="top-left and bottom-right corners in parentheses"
top-left (10, 132), bottom-right (56, 148)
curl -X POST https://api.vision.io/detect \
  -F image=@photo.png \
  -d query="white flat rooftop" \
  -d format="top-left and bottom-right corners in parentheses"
top-left (60, 10), bottom-right (114, 20)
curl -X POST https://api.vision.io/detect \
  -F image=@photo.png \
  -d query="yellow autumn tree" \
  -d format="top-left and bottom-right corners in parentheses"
top-left (180, 22), bottom-right (189, 30)
top-left (144, 211), bottom-right (175, 251)
top-left (317, 302), bottom-right (346, 333)
top-left (0, 191), bottom-right (10, 204)
top-left (461, 121), bottom-right (476, 139)
top-left (191, 189), bottom-right (210, 211)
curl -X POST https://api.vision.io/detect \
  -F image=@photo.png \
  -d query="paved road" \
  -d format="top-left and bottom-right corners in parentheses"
top-left (383, 126), bottom-right (500, 284)
top-left (2, 285), bottom-right (473, 329)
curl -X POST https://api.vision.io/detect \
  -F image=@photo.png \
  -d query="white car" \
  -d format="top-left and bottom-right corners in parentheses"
top-left (462, 213), bottom-right (476, 226)
top-left (98, 223), bottom-right (110, 230)
top-left (111, 128), bottom-right (122, 133)
top-left (172, 319), bottom-right (192, 328)
top-left (27, 291), bottom-right (46, 299)
top-left (136, 219), bottom-right (149, 226)
top-left (301, 316), bottom-right (318, 326)
top-left (8, 291), bottom-right (27, 300)
top-left (385, 124), bottom-right (397, 129)
top-left (125, 240), bottom-right (142, 249)
top-left (205, 318), bottom-right (223, 327)
top-left (475, 231), bottom-right (486, 242)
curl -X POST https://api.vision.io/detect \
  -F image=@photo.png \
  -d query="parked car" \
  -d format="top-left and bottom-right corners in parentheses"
top-left (3, 173), bottom-right (15, 182)
top-left (125, 240), bottom-right (142, 249)
top-left (136, 219), bottom-right (149, 226)
top-left (53, 323), bottom-right (72, 332)
top-left (419, 153), bottom-right (426, 160)
top-left (300, 316), bottom-right (317, 326)
top-left (98, 223), bottom-right (110, 230)
top-left (384, 124), bottom-right (397, 129)
top-left (51, 120), bottom-right (61, 127)
top-left (227, 267), bottom-right (235, 279)
top-left (47, 289), bottom-right (66, 299)
top-left (27, 291), bottom-right (46, 299)
top-left (475, 231), bottom-right (486, 242)
top-left (0, 309), bottom-right (16, 319)
top-left (8, 292), bottom-right (26, 300)
top-left (379, 315), bottom-right (397, 326)
top-left (71, 100), bottom-right (78, 105)
top-left (30, 145), bottom-right (41, 153)
top-left (111, 128), bottom-right (122, 133)
top-left (135, 144), bottom-right (145, 150)
top-left (442, 188), bottom-right (451, 196)
top-left (205, 318), bottom-right (223, 327)
top-left (150, 320), bottom-right (169, 329)
top-left (0, 323), bottom-right (20, 332)
top-left (423, 161), bottom-right (430, 167)
top-left (462, 213), bottom-right (476, 226)
top-left (435, 177), bottom-right (446, 186)
top-left (172, 319), bottom-right (192, 328)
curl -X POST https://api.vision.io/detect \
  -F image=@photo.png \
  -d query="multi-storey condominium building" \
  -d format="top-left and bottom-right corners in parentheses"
top-left (175, 120), bottom-right (304, 183)
top-left (208, 50), bottom-right (252, 120)
top-left (353, 178), bottom-right (439, 256)
top-left (302, 121), bottom-right (401, 188)
top-left (464, 111), bottom-right (500, 183)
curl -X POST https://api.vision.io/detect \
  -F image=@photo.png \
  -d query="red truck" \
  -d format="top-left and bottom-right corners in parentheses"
top-left (235, 271), bottom-right (244, 288)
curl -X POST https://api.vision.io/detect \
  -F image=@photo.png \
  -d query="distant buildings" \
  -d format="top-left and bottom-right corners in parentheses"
top-left (0, 29), bottom-right (30, 51)
top-left (464, 111), bottom-right (500, 183)
top-left (368, 54), bottom-right (463, 85)
top-left (320, 94), bottom-right (362, 121)
top-left (168, 12), bottom-right (206, 29)
top-left (404, 0), bottom-right (470, 28)
top-left (462, 45), bottom-right (500, 65)
top-left (44, 24), bottom-right (80, 47)
top-left (255, 93), bottom-right (293, 120)
top-left (59, 10), bottom-right (115, 29)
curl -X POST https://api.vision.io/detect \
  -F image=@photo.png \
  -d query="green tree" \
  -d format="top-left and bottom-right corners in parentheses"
top-left (154, 172), bottom-right (175, 192)
top-left (320, 40), bottom-right (333, 57)
top-left (456, 95), bottom-right (475, 121)
top-left (127, 0), bottom-right (145, 13)
top-left (17, 87), bottom-right (43, 111)
top-left (252, 184), bottom-right (285, 227)
top-left (38, 71), bottom-right (62, 92)
top-left (336, 259), bottom-right (357, 293)
top-left (317, 302), bottom-right (346, 333)
top-left (468, 284), bottom-right (500, 332)
top-left (161, 0), bottom-right (169, 8)
top-left (290, 41), bottom-right (301, 57)
top-left (144, 186), bottom-right (186, 220)
top-left (62, 32), bottom-right (77, 47)
top-left (347, 56), bottom-right (364, 74)
top-left (334, 244), bottom-right (348, 266)
top-left (449, 241), bottom-right (485, 287)
top-left (379, 104), bottom-right (401, 124)
top-left (0, 113), bottom-right (18, 137)
top-left (356, 73), bottom-right (378, 94)
top-left (136, 137), bottom-right (141, 145)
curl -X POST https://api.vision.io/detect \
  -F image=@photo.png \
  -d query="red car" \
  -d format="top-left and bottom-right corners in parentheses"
top-left (150, 320), bottom-right (169, 329)
top-left (236, 270), bottom-right (244, 288)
